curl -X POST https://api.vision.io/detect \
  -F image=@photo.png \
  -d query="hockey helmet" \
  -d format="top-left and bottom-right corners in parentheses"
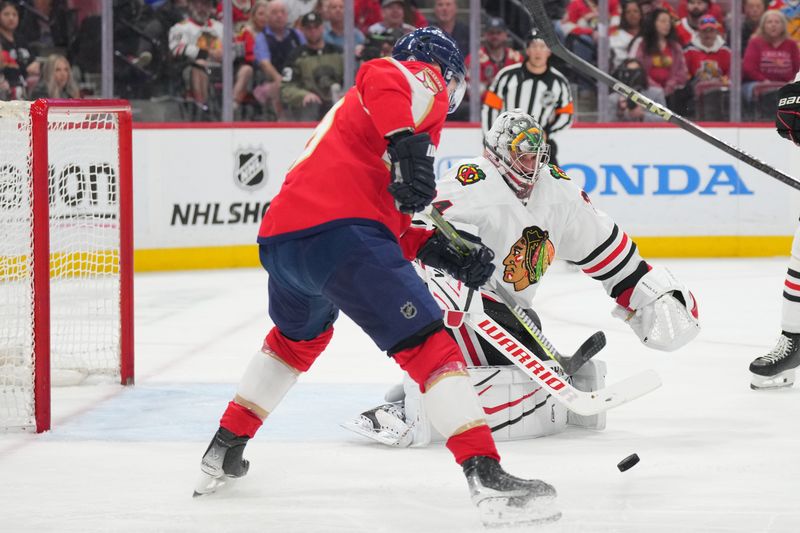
top-left (392, 27), bottom-right (466, 114)
top-left (484, 110), bottom-right (550, 203)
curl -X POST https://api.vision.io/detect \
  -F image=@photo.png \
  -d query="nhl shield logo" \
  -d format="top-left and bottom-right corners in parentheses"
top-left (234, 147), bottom-right (268, 191)
top-left (400, 301), bottom-right (418, 319)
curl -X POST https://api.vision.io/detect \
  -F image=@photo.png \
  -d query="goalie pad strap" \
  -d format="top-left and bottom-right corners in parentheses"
top-left (423, 362), bottom-right (486, 439)
top-left (236, 349), bottom-right (299, 414)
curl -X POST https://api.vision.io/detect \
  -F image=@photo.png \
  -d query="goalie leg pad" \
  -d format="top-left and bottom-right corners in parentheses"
top-left (404, 364), bottom-right (570, 446)
top-left (236, 347), bottom-right (300, 415)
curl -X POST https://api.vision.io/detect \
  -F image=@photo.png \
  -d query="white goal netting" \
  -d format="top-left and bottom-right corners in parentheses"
top-left (0, 102), bottom-right (127, 431)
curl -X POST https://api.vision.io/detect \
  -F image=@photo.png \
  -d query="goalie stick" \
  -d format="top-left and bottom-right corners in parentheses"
top-left (423, 208), bottom-right (661, 415)
top-left (426, 267), bottom-right (604, 376)
top-left (520, 0), bottom-right (800, 192)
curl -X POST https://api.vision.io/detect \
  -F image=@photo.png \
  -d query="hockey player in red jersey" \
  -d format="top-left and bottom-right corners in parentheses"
top-left (194, 27), bottom-right (560, 527)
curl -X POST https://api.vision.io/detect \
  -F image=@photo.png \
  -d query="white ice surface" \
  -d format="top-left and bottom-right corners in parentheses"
top-left (2, 259), bottom-right (800, 533)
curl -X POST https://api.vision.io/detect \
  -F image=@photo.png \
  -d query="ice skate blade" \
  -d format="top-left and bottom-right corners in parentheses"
top-left (750, 370), bottom-right (795, 391)
top-left (192, 472), bottom-right (235, 498)
top-left (339, 420), bottom-right (411, 447)
top-left (476, 496), bottom-right (562, 528)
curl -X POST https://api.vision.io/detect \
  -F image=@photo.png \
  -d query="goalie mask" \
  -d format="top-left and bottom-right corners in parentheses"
top-left (484, 110), bottom-right (550, 203)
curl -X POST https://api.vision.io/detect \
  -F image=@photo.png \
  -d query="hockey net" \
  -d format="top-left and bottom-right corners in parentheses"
top-left (0, 100), bottom-right (134, 432)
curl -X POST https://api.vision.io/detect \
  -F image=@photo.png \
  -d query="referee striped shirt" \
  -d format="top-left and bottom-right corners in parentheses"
top-left (481, 63), bottom-right (574, 137)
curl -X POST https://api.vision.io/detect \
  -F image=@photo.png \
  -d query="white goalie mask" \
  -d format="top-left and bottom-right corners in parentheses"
top-left (484, 110), bottom-right (550, 203)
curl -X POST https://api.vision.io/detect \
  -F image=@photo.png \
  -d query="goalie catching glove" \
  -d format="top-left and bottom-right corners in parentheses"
top-left (417, 230), bottom-right (495, 290)
top-left (612, 267), bottom-right (700, 351)
top-left (387, 131), bottom-right (437, 213)
top-left (776, 80), bottom-right (800, 145)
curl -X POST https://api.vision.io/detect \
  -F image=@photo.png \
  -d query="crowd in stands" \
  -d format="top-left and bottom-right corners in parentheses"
top-left (0, 0), bottom-right (794, 122)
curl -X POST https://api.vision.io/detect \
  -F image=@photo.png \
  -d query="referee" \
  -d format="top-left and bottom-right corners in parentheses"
top-left (481, 31), bottom-right (574, 164)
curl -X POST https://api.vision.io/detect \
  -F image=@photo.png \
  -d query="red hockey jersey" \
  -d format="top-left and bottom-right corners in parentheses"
top-left (259, 58), bottom-right (449, 248)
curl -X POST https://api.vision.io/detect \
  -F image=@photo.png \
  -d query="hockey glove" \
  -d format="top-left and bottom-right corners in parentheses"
top-left (386, 131), bottom-right (436, 214)
top-left (776, 81), bottom-right (800, 145)
top-left (416, 230), bottom-right (495, 290)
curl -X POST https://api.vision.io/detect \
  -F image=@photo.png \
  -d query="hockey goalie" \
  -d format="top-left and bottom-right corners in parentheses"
top-left (343, 110), bottom-right (701, 447)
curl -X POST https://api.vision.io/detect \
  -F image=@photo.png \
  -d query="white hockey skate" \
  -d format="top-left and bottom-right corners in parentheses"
top-left (462, 456), bottom-right (561, 527)
top-left (193, 428), bottom-right (251, 497)
top-left (340, 402), bottom-right (413, 447)
top-left (750, 333), bottom-right (800, 390)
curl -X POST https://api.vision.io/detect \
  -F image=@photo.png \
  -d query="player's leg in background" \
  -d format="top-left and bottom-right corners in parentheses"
top-left (750, 223), bottom-right (800, 390)
top-left (195, 239), bottom-right (339, 496)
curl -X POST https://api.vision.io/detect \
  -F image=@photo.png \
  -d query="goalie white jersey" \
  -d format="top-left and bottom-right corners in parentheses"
top-left (433, 157), bottom-right (648, 308)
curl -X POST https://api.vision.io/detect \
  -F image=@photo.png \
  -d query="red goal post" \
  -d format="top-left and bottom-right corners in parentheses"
top-left (0, 99), bottom-right (134, 433)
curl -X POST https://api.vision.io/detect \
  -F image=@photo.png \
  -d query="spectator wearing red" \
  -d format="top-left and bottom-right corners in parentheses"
top-left (562, 0), bottom-right (620, 65)
top-left (630, 7), bottom-right (690, 112)
top-left (610, 0), bottom-right (643, 68)
top-left (216, 0), bottom-right (254, 30)
top-left (675, 0), bottom-right (711, 47)
top-left (684, 16), bottom-right (731, 83)
top-left (743, 10), bottom-right (800, 99)
top-left (355, 0), bottom-right (426, 33)
top-left (465, 17), bottom-right (522, 98)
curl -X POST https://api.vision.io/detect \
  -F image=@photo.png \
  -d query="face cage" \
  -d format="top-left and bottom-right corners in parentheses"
top-left (483, 148), bottom-right (533, 204)
top-left (445, 72), bottom-right (466, 114)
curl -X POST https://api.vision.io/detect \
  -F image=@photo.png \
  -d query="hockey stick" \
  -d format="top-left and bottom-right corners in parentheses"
top-left (423, 260), bottom-right (602, 375)
top-left (463, 312), bottom-right (660, 415)
top-left (425, 208), bottom-right (604, 375)
top-left (422, 208), bottom-right (661, 415)
top-left (492, 282), bottom-right (606, 376)
top-left (520, 0), bottom-right (800, 192)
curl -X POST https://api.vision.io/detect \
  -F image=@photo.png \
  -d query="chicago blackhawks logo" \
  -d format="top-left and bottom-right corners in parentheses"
top-left (549, 164), bottom-right (570, 180)
top-left (456, 164), bottom-right (486, 186)
top-left (502, 225), bottom-right (555, 291)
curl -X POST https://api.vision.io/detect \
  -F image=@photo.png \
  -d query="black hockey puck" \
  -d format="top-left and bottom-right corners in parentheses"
top-left (617, 453), bottom-right (640, 472)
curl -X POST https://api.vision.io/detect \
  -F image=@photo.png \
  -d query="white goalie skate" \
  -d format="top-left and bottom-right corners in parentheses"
top-left (463, 455), bottom-right (561, 527)
top-left (750, 333), bottom-right (800, 390)
top-left (340, 402), bottom-right (413, 447)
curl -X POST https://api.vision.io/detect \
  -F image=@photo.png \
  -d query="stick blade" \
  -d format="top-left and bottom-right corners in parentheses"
top-left (564, 369), bottom-right (662, 416)
top-left (562, 331), bottom-right (606, 375)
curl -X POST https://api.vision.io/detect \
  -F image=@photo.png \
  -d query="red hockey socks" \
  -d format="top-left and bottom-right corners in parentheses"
top-left (446, 425), bottom-right (500, 465)
top-left (219, 400), bottom-right (263, 438)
